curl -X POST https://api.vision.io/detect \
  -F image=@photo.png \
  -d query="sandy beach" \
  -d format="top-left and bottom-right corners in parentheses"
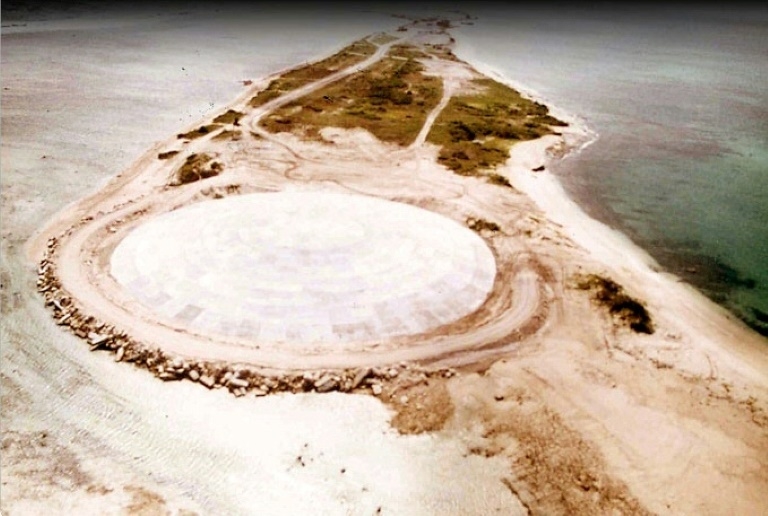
top-left (3, 8), bottom-right (768, 516)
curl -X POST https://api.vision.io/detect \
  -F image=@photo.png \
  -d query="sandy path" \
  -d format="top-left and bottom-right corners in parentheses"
top-left (410, 83), bottom-right (451, 148)
top-left (408, 56), bottom-right (475, 149)
top-left (242, 34), bottom-right (407, 156)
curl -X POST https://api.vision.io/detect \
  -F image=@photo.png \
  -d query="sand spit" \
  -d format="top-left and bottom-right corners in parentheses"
top-left (5, 13), bottom-right (768, 516)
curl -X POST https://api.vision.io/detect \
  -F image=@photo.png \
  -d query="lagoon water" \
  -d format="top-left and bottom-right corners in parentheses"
top-left (456, 8), bottom-right (768, 336)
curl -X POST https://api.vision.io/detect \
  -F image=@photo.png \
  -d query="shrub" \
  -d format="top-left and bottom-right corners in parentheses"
top-left (213, 109), bottom-right (243, 125)
top-left (171, 153), bottom-right (222, 186)
top-left (486, 173), bottom-right (513, 188)
top-left (467, 217), bottom-right (501, 233)
top-left (577, 275), bottom-right (655, 334)
top-left (427, 78), bottom-right (565, 177)
top-left (177, 124), bottom-right (221, 140)
top-left (157, 150), bottom-right (179, 160)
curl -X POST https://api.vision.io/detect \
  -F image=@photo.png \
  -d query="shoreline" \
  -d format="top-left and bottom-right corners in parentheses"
top-left (455, 36), bottom-right (768, 349)
top-left (507, 136), bottom-right (768, 372)
top-left (4, 16), bottom-right (768, 515)
top-left (454, 29), bottom-right (768, 340)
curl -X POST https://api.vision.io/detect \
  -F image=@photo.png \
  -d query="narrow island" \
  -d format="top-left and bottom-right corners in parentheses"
top-left (25, 16), bottom-right (768, 515)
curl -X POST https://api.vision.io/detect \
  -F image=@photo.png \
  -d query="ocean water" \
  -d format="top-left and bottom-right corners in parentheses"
top-left (455, 7), bottom-right (768, 336)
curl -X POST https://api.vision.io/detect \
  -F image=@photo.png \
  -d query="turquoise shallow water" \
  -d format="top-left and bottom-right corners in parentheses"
top-left (455, 8), bottom-right (768, 336)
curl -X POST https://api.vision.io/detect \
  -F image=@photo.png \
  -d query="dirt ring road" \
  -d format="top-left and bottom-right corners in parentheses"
top-left (44, 188), bottom-right (553, 373)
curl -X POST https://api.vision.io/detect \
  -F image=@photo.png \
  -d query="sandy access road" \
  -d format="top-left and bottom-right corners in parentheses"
top-left (6, 13), bottom-right (768, 516)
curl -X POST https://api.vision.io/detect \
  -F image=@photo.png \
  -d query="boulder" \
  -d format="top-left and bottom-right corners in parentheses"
top-left (229, 377), bottom-right (249, 389)
top-left (315, 376), bottom-right (338, 393)
top-left (88, 332), bottom-right (110, 347)
top-left (351, 368), bottom-right (371, 390)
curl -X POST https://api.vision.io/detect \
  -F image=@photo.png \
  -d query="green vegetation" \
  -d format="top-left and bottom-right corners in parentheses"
top-left (576, 274), bottom-right (655, 334)
top-left (212, 109), bottom-right (243, 125)
top-left (248, 39), bottom-right (377, 108)
top-left (388, 44), bottom-right (428, 60)
top-left (212, 129), bottom-right (241, 141)
top-left (248, 88), bottom-right (282, 108)
top-left (157, 150), bottom-right (179, 160)
top-left (485, 172), bottom-right (514, 188)
top-left (260, 47), bottom-right (442, 146)
top-left (370, 33), bottom-right (399, 45)
top-left (177, 124), bottom-right (221, 140)
top-left (427, 78), bottom-right (568, 177)
top-left (171, 153), bottom-right (223, 186)
top-left (467, 217), bottom-right (501, 233)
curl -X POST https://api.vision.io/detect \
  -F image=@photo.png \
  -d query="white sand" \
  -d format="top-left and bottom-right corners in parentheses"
top-left (1, 11), bottom-right (526, 515)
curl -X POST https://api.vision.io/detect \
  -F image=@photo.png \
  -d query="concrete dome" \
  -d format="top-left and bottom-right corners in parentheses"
top-left (110, 191), bottom-right (496, 345)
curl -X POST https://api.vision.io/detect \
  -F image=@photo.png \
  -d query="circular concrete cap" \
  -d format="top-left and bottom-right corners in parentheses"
top-left (110, 192), bottom-right (496, 345)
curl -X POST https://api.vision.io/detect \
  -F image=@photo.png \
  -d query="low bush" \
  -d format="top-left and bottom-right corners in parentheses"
top-left (171, 153), bottom-right (223, 186)
top-left (427, 78), bottom-right (566, 176)
top-left (177, 124), bottom-right (221, 140)
top-left (576, 274), bottom-right (655, 334)
top-left (485, 173), bottom-right (513, 188)
top-left (467, 217), bottom-right (501, 233)
top-left (213, 109), bottom-right (243, 125)
top-left (260, 48), bottom-right (442, 146)
top-left (249, 39), bottom-right (376, 108)
top-left (157, 150), bottom-right (179, 160)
